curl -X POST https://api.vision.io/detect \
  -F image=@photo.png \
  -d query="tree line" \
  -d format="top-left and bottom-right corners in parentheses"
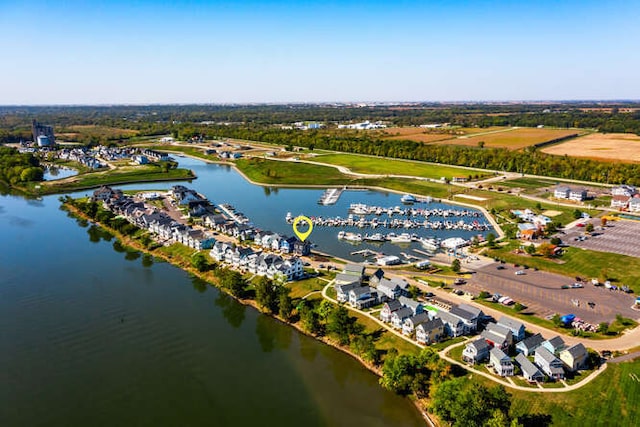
top-left (0, 146), bottom-right (44, 186)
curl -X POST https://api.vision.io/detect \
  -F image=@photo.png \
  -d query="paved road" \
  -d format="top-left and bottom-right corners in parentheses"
top-left (608, 351), bottom-right (640, 363)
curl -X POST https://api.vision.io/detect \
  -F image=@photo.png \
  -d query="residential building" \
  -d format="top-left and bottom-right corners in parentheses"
top-left (450, 304), bottom-right (483, 333)
top-left (334, 273), bottom-right (361, 286)
top-left (559, 343), bottom-right (588, 372)
top-left (415, 318), bottom-right (444, 345)
top-left (481, 323), bottom-right (513, 350)
top-left (569, 188), bottom-right (587, 201)
top-left (611, 195), bottom-right (631, 209)
top-left (611, 185), bottom-right (637, 197)
top-left (629, 197), bottom-right (640, 213)
top-left (402, 312), bottom-right (430, 336)
top-left (391, 307), bottom-right (414, 329)
top-left (534, 347), bottom-right (565, 380)
top-left (497, 316), bottom-right (526, 342)
top-left (462, 338), bottom-right (491, 364)
top-left (489, 347), bottom-right (514, 377)
top-left (335, 282), bottom-right (359, 303)
top-left (541, 336), bottom-right (566, 355)
top-left (398, 296), bottom-right (423, 315)
top-left (348, 286), bottom-right (379, 309)
top-left (515, 353), bottom-right (544, 382)
top-left (380, 300), bottom-right (403, 323)
top-left (554, 186), bottom-right (571, 199)
top-left (437, 310), bottom-right (465, 337)
top-left (515, 333), bottom-right (544, 356)
top-left (342, 263), bottom-right (365, 278)
top-left (376, 277), bottom-right (402, 301)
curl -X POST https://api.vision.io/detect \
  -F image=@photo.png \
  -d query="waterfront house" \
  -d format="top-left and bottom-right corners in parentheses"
top-left (462, 338), bottom-right (490, 364)
top-left (497, 316), bottom-right (526, 342)
top-left (415, 318), bottom-right (444, 344)
top-left (210, 241), bottom-right (232, 262)
top-left (481, 323), bottom-right (513, 350)
top-left (515, 333), bottom-right (544, 356)
top-left (232, 247), bottom-right (255, 267)
top-left (402, 312), bottom-right (430, 336)
top-left (515, 353), bottom-right (544, 382)
top-left (293, 239), bottom-right (311, 256)
top-left (611, 195), bottom-right (631, 209)
top-left (268, 256), bottom-right (304, 281)
top-left (559, 343), bottom-right (588, 372)
top-left (348, 286), bottom-right (379, 309)
top-left (380, 300), bottom-right (403, 323)
top-left (451, 304), bottom-right (484, 333)
top-left (391, 307), bottom-right (414, 329)
top-left (92, 186), bottom-right (123, 202)
top-left (489, 347), bottom-right (514, 377)
top-left (335, 273), bottom-right (361, 286)
top-left (541, 336), bottom-right (566, 355)
top-left (534, 347), bottom-right (565, 380)
top-left (629, 197), bottom-right (640, 213)
top-left (204, 214), bottom-right (227, 229)
top-left (611, 185), bottom-right (636, 197)
top-left (256, 253), bottom-right (281, 277)
top-left (335, 282), bottom-right (359, 303)
top-left (398, 296), bottom-right (423, 315)
top-left (369, 268), bottom-right (385, 286)
top-left (280, 237), bottom-right (298, 253)
top-left (436, 310), bottom-right (465, 337)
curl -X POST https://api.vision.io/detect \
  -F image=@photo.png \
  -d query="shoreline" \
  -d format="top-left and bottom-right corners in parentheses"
top-left (62, 202), bottom-right (436, 426)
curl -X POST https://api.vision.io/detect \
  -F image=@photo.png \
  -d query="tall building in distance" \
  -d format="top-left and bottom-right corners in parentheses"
top-left (32, 119), bottom-right (55, 146)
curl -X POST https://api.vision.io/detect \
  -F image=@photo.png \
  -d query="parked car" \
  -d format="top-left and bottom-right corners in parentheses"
top-left (571, 283), bottom-right (584, 288)
top-left (515, 270), bottom-right (525, 275)
top-left (496, 265), bottom-right (505, 270)
top-left (454, 278), bottom-right (466, 285)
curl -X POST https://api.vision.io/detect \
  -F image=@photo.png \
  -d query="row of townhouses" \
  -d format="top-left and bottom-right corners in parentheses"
top-left (209, 242), bottom-right (304, 281)
top-left (553, 186), bottom-right (588, 201)
top-left (463, 319), bottom-right (588, 381)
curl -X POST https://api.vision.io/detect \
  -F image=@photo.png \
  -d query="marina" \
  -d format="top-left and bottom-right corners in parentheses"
top-left (318, 187), bottom-right (345, 205)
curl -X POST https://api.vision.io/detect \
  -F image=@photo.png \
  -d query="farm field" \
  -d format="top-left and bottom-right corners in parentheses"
top-left (310, 153), bottom-right (490, 180)
top-left (542, 132), bottom-right (640, 163)
top-left (434, 127), bottom-right (584, 150)
top-left (381, 126), bottom-right (506, 143)
top-left (57, 125), bottom-right (140, 141)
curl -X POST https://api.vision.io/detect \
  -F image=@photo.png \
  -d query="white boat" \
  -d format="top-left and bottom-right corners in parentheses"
top-left (388, 232), bottom-right (412, 244)
top-left (400, 194), bottom-right (416, 204)
top-left (418, 237), bottom-right (439, 251)
top-left (364, 233), bottom-right (386, 242)
top-left (338, 232), bottom-right (363, 242)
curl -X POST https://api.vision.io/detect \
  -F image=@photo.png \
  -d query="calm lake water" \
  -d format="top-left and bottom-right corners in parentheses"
top-left (43, 165), bottom-right (78, 181)
top-left (0, 162), bottom-right (428, 426)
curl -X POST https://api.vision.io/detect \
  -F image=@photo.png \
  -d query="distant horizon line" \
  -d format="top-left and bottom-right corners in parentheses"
top-left (2, 99), bottom-right (640, 107)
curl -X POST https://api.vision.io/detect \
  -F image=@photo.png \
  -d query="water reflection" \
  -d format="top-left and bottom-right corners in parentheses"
top-left (255, 314), bottom-right (293, 353)
top-left (87, 224), bottom-right (113, 243)
top-left (214, 292), bottom-right (246, 329)
top-left (190, 275), bottom-right (208, 293)
top-left (141, 253), bottom-right (154, 268)
top-left (124, 251), bottom-right (141, 261)
top-left (7, 216), bottom-right (34, 227)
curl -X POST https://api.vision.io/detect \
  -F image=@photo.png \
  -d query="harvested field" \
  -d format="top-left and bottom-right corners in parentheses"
top-left (541, 133), bottom-right (640, 163)
top-left (382, 126), bottom-right (504, 143)
top-left (57, 125), bottom-right (140, 141)
top-left (434, 127), bottom-right (583, 150)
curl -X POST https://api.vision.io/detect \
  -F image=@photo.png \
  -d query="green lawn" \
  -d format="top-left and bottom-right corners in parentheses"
top-left (508, 359), bottom-right (640, 426)
top-left (486, 244), bottom-right (640, 292)
top-left (498, 177), bottom-right (559, 190)
top-left (311, 153), bottom-right (491, 180)
top-left (235, 158), bottom-right (354, 186)
top-left (288, 277), bottom-right (326, 299)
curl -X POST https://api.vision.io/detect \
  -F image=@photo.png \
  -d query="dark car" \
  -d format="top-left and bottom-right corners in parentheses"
top-left (496, 265), bottom-right (505, 270)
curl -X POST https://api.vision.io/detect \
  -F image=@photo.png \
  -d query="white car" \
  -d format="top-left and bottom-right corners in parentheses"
top-left (515, 270), bottom-right (525, 275)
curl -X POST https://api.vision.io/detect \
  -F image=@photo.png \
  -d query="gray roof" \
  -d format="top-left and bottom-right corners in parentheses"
top-left (398, 296), bottom-right (422, 311)
top-left (335, 282), bottom-right (359, 294)
top-left (335, 273), bottom-right (360, 285)
top-left (467, 337), bottom-right (490, 352)
top-left (343, 263), bottom-right (365, 276)
top-left (498, 316), bottom-right (525, 332)
top-left (458, 303), bottom-right (483, 318)
top-left (406, 312), bottom-right (430, 326)
top-left (417, 317), bottom-right (444, 332)
top-left (393, 307), bottom-right (414, 320)
top-left (562, 343), bottom-right (587, 359)
top-left (545, 336), bottom-right (565, 350)
top-left (349, 285), bottom-right (374, 297)
top-left (377, 278), bottom-right (399, 293)
top-left (518, 333), bottom-right (544, 350)
top-left (515, 354), bottom-right (542, 378)
top-left (490, 347), bottom-right (509, 361)
top-left (437, 310), bottom-right (463, 326)
top-left (536, 346), bottom-right (559, 364)
top-left (390, 277), bottom-right (410, 290)
top-left (485, 322), bottom-right (512, 338)
top-left (384, 299), bottom-right (403, 312)
top-left (450, 306), bottom-right (476, 322)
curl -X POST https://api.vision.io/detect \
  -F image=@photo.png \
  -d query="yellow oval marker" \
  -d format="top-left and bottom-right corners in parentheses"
top-left (292, 215), bottom-right (313, 241)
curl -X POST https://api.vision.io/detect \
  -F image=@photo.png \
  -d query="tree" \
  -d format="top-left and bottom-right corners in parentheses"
top-left (191, 252), bottom-right (209, 272)
top-left (585, 223), bottom-right (594, 233)
top-left (298, 302), bottom-right (322, 335)
top-left (601, 217), bottom-right (608, 227)
top-left (486, 232), bottom-right (496, 248)
top-left (537, 242), bottom-right (556, 258)
top-left (326, 306), bottom-right (352, 345)
top-left (550, 237), bottom-right (561, 245)
top-left (525, 244), bottom-right (536, 255)
top-left (573, 209), bottom-right (583, 219)
top-left (278, 288), bottom-right (293, 321)
top-left (254, 276), bottom-right (279, 313)
top-left (218, 269), bottom-right (246, 298)
top-left (350, 335), bottom-right (379, 365)
top-left (316, 300), bottom-right (335, 321)
top-left (597, 322), bottom-right (609, 334)
top-left (451, 258), bottom-right (461, 273)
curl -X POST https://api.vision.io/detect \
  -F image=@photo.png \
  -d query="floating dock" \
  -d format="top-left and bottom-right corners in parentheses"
top-left (318, 187), bottom-right (344, 205)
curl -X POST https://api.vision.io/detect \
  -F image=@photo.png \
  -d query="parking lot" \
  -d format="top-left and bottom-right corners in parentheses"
top-left (562, 218), bottom-right (640, 258)
top-left (465, 263), bottom-right (639, 324)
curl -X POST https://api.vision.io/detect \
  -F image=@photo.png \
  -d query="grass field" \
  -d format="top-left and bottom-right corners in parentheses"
top-left (235, 158), bottom-right (354, 186)
top-left (508, 359), bottom-right (640, 426)
top-left (542, 132), bottom-right (640, 163)
top-left (486, 244), bottom-right (640, 292)
top-left (434, 127), bottom-right (583, 150)
top-left (498, 177), bottom-right (560, 191)
top-left (311, 153), bottom-right (491, 180)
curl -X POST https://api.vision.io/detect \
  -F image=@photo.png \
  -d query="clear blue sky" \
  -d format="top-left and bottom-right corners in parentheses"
top-left (1, 0), bottom-right (639, 104)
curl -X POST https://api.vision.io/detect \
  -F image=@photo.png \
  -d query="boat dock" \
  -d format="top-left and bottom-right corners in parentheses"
top-left (218, 203), bottom-right (250, 224)
top-left (350, 249), bottom-right (379, 257)
top-left (318, 187), bottom-right (345, 205)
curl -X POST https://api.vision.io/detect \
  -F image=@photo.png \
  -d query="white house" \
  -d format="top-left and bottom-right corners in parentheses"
top-left (489, 347), bottom-right (514, 377)
top-left (515, 353), bottom-right (544, 382)
top-left (554, 186), bottom-right (571, 199)
top-left (611, 185), bottom-right (636, 197)
top-left (402, 312), bottom-right (430, 336)
top-left (569, 188), bottom-right (587, 202)
top-left (462, 338), bottom-right (491, 365)
top-left (415, 318), bottom-right (444, 344)
top-left (534, 347), bottom-right (565, 380)
top-left (629, 197), bottom-right (640, 213)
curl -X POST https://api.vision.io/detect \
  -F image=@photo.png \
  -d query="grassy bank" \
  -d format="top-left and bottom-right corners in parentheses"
top-left (235, 158), bottom-right (355, 186)
top-left (36, 165), bottom-right (194, 194)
